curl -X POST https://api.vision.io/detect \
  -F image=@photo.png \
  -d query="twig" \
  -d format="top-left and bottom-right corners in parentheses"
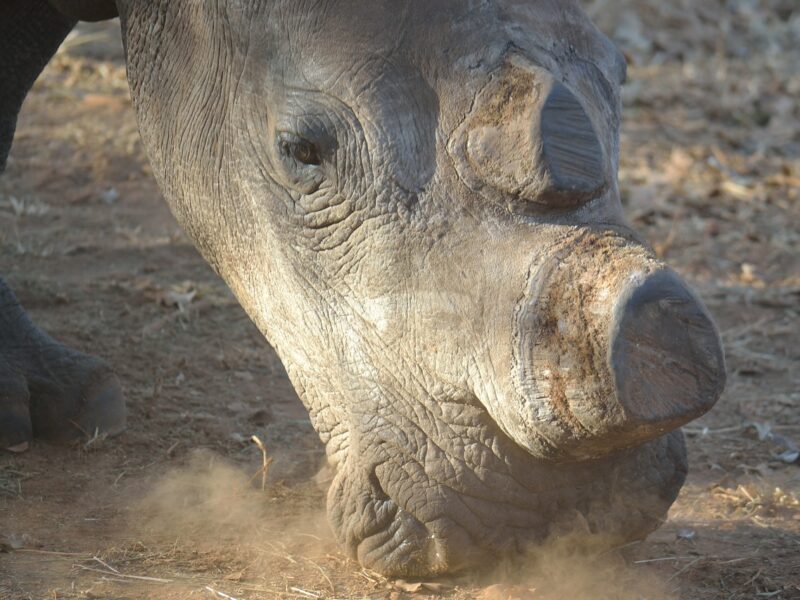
top-left (16, 549), bottom-right (90, 557)
top-left (718, 557), bottom-right (749, 565)
top-left (250, 435), bottom-right (273, 491)
top-left (289, 587), bottom-right (321, 598)
top-left (304, 557), bottom-right (335, 594)
top-left (74, 564), bottom-right (172, 583)
top-left (600, 539), bottom-right (642, 555)
top-left (743, 569), bottom-right (763, 589)
top-left (356, 569), bottom-right (378, 584)
top-left (93, 556), bottom-right (120, 574)
top-left (83, 427), bottom-right (107, 450)
top-left (683, 425), bottom-right (744, 436)
top-left (666, 557), bottom-right (704, 582)
top-left (166, 440), bottom-right (181, 456)
top-left (739, 486), bottom-right (757, 503)
top-left (113, 471), bottom-right (126, 486)
top-left (633, 556), bottom-right (686, 564)
top-left (142, 298), bottom-right (213, 336)
top-left (99, 576), bottom-right (138, 584)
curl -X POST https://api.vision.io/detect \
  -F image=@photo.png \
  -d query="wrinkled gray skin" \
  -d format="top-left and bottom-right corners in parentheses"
top-left (1, 0), bottom-right (726, 577)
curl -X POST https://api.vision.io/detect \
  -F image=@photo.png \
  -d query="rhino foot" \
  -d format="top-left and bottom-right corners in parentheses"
top-left (0, 279), bottom-right (125, 451)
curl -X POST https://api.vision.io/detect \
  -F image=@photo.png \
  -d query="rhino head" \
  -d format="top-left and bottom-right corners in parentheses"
top-left (6, 0), bottom-right (725, 577)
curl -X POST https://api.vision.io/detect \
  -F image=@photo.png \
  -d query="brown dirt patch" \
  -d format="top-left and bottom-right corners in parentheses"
top-left (1, 3), bottom-right (799, 598)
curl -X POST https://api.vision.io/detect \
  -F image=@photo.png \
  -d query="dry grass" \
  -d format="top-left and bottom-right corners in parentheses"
top-left (0, 464), bottom-right (37, 499)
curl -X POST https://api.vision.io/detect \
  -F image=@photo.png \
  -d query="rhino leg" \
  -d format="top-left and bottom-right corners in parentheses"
top-left (0, 0), bottom-right (77, 171)
top-left (0, 279), bottom-right (126, 451)
top-left (0, 2), bottom-right (125, 451)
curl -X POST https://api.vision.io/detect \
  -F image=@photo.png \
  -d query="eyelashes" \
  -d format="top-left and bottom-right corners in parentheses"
top-left (278, 131), bottom-right (321, 166)
top-left (274, 130), bottom-right (326, 194)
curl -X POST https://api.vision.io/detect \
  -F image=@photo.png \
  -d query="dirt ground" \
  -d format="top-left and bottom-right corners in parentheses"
top-left (1, 2), bottom-right (798, 599)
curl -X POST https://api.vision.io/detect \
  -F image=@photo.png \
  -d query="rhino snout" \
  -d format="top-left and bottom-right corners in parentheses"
top-left (510, 232), bottom-right (726, 461)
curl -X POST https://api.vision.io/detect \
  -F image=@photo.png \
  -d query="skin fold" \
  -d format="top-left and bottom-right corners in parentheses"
top-left (1, 0), bottom-right (725, 577)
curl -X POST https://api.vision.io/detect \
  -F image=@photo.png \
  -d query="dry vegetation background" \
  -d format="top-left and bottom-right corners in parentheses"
top-left (1, 0), bottom-right (798, 598)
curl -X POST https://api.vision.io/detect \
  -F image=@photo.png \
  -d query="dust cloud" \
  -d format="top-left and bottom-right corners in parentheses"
top-left (131, 452), bottom-right (673, 598)
top-left (131, 449), bottom-right (335, 574)
top-left (137, 451), bottom-right (267, 539)
top-left (480, 530), bottom-right (674, 600)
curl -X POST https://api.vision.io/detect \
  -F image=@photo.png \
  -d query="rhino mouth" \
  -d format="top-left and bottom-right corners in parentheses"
top-left (328, 401), bottom-right (688, 578)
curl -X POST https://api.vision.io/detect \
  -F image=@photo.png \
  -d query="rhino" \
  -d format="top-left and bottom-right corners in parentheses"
top-left (0, 0), bottom-right (725, 577)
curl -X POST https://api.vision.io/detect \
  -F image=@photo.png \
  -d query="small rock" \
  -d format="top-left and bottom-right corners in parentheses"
top-left (99, 187), bottom-right (119, 204)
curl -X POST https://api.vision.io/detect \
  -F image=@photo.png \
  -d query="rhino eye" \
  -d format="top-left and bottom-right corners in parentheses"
top-left (274, 130), bottom-right (327, 195)
top-left (278, 132), bottom-right (321, 166)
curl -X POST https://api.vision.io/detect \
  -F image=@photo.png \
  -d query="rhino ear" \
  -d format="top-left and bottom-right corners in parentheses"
top-left (0, 1), bottom-right (117, 171)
